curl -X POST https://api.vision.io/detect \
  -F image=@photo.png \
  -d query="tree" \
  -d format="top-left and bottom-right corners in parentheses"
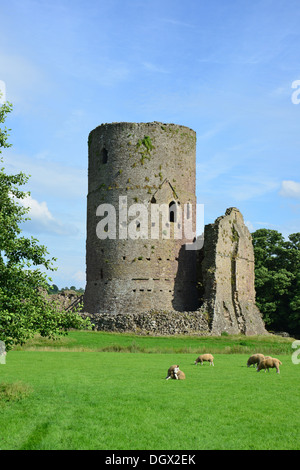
top-left (47, 284), bottom-right (59, 294)
top-left (284, 233), bottom-right (300, 333)
top-left (0, 97), bottom-right (91, 350)
top-left (252, 228), bottom-right (300, 335)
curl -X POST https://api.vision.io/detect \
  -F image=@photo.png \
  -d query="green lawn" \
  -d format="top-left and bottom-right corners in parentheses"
top-left (13, 329), bottom-right (296, 355)
top-left (0, 331), bottom-right (299, 450)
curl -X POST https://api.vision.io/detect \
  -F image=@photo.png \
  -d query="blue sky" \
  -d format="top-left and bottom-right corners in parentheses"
top-left (1, 0), bottom-right (300, 288)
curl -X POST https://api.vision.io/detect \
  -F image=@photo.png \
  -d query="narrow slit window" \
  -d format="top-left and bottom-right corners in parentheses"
top-left (101, 148), bottom-right (108, 164)
top-left (169, 201), bottom-right (177, 223)
top-left (187, 202), bottom-right (191, 220)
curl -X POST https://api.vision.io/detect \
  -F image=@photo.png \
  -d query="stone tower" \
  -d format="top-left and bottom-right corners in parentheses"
top-left (84, 122), bottom-right (199, 314)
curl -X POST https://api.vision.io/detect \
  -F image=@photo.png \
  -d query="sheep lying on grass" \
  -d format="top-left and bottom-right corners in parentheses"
top-left (247, 354), bottom-right (265, 368)
top-left (257, 357), bottom-right (282, 374)
top-left (165, 365), bottom-right (185, 380)
top-left (165, 365), bottom-right (179, 380)
top-left (176, 369), bottom-right (186, 380)
top-left (194, 354), bottom-right (214, 366)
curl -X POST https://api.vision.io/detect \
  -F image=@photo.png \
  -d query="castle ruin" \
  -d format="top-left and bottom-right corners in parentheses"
top-left (83, 122), bottom-right (267, 336)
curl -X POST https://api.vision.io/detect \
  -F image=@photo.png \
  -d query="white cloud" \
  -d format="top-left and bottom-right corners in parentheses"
top-left (72, 270), bottom-right (86, 286)
top-left (19, 195), bottom-right (78, 236)
top-left (245, 220), bottom-right (254, 232)
top-left (23, 194), bottom-right (54, 221)
top-left (142, 62), bottom-right (170, 74)
top-left (279, 180), bottom-right (300, 199)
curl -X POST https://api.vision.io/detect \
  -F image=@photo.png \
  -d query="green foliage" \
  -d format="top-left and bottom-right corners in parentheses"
top-left (47, 284), bottom-right (84, 295)
top-left (252, 229), bottom-right (300, 335)
top-left (230, 226), bottom-right (239, 243)
top-left (47, 284), bottom-right (59, 294)
top-left (0, 98), bottom-right (13, 150)
top-left (0, 100), bottom-right (91, 350)
top-left (136, 135), bottom-right (154, 164)
top-left (136, 135), bottom-right (154, 153)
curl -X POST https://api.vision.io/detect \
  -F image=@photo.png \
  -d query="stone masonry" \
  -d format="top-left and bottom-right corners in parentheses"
top-left (83, 122), bottom-right (268, 336)
top-left (198, 208), bottom-right (267, 335)
top-left (84, 122), bottom-right (198, 315)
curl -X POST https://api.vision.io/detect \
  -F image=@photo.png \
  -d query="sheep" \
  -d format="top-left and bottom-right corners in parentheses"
top-left (247, 354), bottom-right (265, 368)
top-left (257, 357), bottom-right (282, 374)
top-left (165, 365), bottom-right (186, 380)
top-left (194, 354), bottom-right (214, 366)
top-left (176, 369), bottom-right (186, 380)
top-left (256, 356), bottom-right (272, 368)
top-left (165, 364), bottom-right (180, 380)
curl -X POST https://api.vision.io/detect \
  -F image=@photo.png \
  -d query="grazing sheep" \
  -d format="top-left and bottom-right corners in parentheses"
top-left (257, 357), bottom-right (282, 374)
top-left (165, 364), bottom-right (180, 380)
top-left (194, 354), bottom-right (214, 366)
top-left (246, 353), bottom-right (265, 367)
top-left (261, 356), bottom-right (272, 363)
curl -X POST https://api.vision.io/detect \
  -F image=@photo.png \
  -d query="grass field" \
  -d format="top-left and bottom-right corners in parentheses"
top-left (13, 329), bottom-right (296, 355)
top-left (0, 331), bottom-right (299, 450)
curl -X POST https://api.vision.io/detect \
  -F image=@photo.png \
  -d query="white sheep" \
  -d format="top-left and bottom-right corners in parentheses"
top-left (257, 357), bottom-right (282, 374)
top-left (194, 354), bottom-right (214, 366)
top-left (247, 353), bottom-right (265, 368)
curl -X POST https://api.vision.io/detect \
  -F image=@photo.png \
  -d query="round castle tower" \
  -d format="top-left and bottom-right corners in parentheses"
top-left (84, 122), bottom-right (199, 314)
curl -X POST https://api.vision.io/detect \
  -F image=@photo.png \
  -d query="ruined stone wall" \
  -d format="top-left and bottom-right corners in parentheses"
top-left (198, 208), bottom-right (267, 335)
top-left (49, 290), bottom-right (83, 311)
top-left (82, 310), bottom-right (210, 336)
top-left (84, 122), bottom-right (199, 314)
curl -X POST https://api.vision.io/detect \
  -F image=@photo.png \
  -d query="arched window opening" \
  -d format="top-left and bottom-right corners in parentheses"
top-left (169, 201), bottom-right (177, 223)
top-left (151, 196), bottom-right (156, 204)
top-left (101, 148), bottom-right (108, 164)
